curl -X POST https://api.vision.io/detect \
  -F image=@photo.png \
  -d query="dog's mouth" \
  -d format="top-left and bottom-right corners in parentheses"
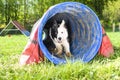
top-left (54, 38), bottom-right (62, 43)
top-left (57, 40), bottom-right (62, 43)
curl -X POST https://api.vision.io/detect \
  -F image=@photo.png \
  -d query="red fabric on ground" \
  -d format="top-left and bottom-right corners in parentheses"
top-left (98, 27), bottom-right (114, 57)
top-left (19, 21), bottom-right (44, 65)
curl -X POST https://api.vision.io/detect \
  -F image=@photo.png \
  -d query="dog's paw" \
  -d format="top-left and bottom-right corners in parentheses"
top-left (66, 52), bottom-right (72, 57)
top-left (56, 49), bottom-right (63, 55)
top-left (52, 48), bottom-right (58, 53)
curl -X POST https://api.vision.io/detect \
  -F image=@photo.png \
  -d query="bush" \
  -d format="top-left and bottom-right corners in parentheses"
top-left (103, 0), bottom-right (120, 25)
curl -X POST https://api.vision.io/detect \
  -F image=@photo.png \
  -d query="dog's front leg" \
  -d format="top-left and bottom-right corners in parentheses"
top-left (55, 43), bottom-right (63, 55)
top-left (63, 41), bottom-right (72, 57)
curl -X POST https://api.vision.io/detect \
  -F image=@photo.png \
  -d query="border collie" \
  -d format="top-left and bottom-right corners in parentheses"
top-left (43, 13), bottom-right (72, 57)
top-left (49, 20), bottom-right (72, 57)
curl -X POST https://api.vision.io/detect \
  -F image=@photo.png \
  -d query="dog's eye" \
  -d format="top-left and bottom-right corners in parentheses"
top-left (61, 32), bottom-right (63, 34)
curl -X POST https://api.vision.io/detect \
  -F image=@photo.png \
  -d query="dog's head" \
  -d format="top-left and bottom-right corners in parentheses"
top-left (51, 20), bottom-right (68, 43)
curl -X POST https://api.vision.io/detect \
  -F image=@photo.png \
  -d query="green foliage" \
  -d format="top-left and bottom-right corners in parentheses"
top-left (103, 0), bottom-right (120, 25)
top-left (0, 32), bottom-right (120, 80)
top-left (0, 0), bottom-right (116, 30)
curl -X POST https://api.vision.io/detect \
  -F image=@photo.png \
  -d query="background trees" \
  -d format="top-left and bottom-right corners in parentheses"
top-left (0, 0), bottom-right (119, 31)
top-left (103, 0), bottom-right (120, 27)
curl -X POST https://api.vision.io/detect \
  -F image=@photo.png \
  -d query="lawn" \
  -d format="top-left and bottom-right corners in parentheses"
top-left (0, 32), bottom-right (120, 80)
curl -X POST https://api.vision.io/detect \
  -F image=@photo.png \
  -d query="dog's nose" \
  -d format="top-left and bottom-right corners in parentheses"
top-left (58, 37), bottom-right (61, 40)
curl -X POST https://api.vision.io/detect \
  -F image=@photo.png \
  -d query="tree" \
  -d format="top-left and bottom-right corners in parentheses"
top-left (103, 0), bottom-right (120, 26)
top-left (0, 0), bottom-right (118, 30)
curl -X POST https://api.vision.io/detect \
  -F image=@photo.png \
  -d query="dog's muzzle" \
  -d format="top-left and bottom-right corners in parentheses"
top-left (57, 37), bottom-right (62, 43)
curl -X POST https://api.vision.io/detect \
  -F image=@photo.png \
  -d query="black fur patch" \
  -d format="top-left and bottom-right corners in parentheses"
top-left (51, 20), bottom-right (58, 39)
top-left (43, 13), bottom-right (71, 53)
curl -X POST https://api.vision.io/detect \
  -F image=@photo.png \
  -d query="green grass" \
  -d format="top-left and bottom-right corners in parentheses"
top-left (0, 32), bottom-right (120, 80)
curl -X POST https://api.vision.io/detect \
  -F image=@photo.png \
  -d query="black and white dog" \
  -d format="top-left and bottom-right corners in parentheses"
top-left (43, 13), bottom-right (72, 57)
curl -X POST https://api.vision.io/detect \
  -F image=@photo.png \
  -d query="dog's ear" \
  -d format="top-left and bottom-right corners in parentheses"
top-left (60, 20), bottom-right (66, 28)
top-left (52, 20), bottom-right (58, 28)
top-left (53, 20), bottom-right (57, 25)
top-left (62, 20), bottom-right (65, 25)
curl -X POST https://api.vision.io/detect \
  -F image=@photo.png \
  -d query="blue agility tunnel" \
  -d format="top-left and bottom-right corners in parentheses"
top-left (38, 2), bottom-right (102, 64)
